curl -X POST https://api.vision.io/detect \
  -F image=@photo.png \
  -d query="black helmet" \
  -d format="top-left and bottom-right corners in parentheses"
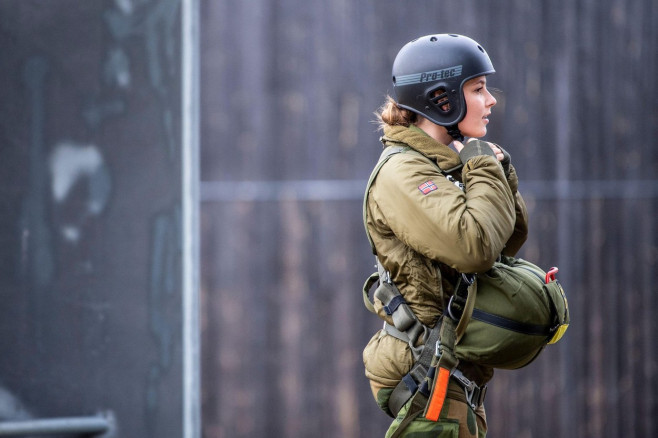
top-left (392, 34), bottom-right (495, 139)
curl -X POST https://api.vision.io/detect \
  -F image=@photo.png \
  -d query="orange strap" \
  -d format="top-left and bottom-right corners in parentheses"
top-left (424, 367), bottom-right (450, 421)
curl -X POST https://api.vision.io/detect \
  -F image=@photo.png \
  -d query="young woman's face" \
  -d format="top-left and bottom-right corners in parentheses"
top-left (458, 76), bottom-right (497, 138)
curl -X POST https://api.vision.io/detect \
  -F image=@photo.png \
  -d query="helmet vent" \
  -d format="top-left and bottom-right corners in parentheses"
top-left (430, 36), bottom-right (438, 42)
top-left (477, 45), bottom-right (485, 53)
top-left (429, 88), bottom-right (451, 113)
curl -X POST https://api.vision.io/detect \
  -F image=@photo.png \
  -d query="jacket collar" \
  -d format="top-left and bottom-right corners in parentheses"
top-left (380, 125), bottom-right (462, 172)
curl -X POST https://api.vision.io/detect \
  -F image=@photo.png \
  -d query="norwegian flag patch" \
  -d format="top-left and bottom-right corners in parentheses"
top-left (418, 180), bottom-right (438, 195)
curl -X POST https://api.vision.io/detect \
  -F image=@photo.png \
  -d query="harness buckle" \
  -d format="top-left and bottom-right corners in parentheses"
top-left (452, 369), bottom-right (487, 410)
top-left (461, 273), bottom-right (475, 286)
top-left (435, 340), bottom-right (442, 357)
top-left (447, 273), bottom-right (475, 321)
top-left (446, 295), bottom-right (462, 321)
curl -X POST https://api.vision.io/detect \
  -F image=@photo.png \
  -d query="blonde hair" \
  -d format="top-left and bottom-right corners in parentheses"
top-left (375, 95), bottom-right (417, 130)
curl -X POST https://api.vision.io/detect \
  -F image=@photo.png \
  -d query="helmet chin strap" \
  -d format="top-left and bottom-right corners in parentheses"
top-left (447, 124), bottom-right (464, 142)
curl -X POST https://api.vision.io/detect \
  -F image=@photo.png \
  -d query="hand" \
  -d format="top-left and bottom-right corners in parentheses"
top-left (477, 140), bottom-right (511, 176)
top-left (455, 139), bottom-right (512, 173)
top-left (464, 138), bottom-right (505, 162)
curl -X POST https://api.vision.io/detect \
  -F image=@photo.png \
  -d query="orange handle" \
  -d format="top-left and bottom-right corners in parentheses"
top-left (425, 367), bottom-right (450, 422)
top-left (545, 267), bottom-right (558, 283)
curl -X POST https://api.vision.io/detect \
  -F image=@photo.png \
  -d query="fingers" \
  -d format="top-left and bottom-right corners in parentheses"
top-left (491, 146), bottom-right (505, 163)
top-left (450, 140), bottom-right (464, 153)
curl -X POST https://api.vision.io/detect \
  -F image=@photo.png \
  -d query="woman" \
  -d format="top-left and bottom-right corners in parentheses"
top-left (363, 34), bottom-right (529, 437)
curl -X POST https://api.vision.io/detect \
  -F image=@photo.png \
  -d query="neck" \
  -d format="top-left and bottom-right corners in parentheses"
top-left (414, 117), bottom-right (454, 145)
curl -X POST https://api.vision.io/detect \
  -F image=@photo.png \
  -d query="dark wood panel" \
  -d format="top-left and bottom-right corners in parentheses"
top-left (199, 0), bottom-right (658, 437)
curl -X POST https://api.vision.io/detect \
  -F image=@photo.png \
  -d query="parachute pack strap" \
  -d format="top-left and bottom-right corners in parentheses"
top-left (471, 308), bottom-right (553, 336)
top-left (424, 317), bottom-right (459, 422)
top-left (454, 274), bottom-right (476, 342)
top-left (363, 146), bottom-right (409, 255)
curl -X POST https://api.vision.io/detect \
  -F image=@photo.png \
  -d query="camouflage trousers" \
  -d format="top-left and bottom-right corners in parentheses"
top-left (385, 383), bottom-right (487, 438)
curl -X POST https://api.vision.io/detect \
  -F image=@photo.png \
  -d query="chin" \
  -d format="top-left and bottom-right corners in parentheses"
top-left (459, 122), bottom-right (487, 138)
top-left (465, 130), bottom-right (486, 138)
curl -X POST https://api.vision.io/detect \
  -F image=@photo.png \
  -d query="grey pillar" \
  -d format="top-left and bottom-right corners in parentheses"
top-left (0, 1), bottom-right (200, 437)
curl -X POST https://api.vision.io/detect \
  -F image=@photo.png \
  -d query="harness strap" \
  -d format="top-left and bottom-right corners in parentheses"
top-left (389, 392), bottom-right (429, 438)
top-left (390, 364), bottom-right (488, 420)
top-left (424, 316), bottom-right (459, 421)
top-left (361, 272), bottom-right (379, 314)
top-left (384, 295), bottom-right (406, 315)
top-left (382, 322), bottom-right (410, 344)
top-left (386, 319), bottom-right (440, 418)
top-left (386, 317), bottom-right (487, 415)
top-left (374, 277), bottom-right (428, 361)
top-left (388, 361), bottom-right (429, 418)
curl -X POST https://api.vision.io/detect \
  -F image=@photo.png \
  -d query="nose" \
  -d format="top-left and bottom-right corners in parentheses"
top-left (486, 89), bottom-right (497, 107)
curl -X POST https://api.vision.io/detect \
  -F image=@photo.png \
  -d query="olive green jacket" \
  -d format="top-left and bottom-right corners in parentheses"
top-left (364, 125), bottom-right (528, 386)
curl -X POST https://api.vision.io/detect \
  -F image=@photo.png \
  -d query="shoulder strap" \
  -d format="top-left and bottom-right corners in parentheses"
top-left (362, 146), bottom-right (408, 255)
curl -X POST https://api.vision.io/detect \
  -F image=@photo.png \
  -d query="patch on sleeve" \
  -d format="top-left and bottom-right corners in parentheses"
top-left (418, 180), bottom-right (438, 195)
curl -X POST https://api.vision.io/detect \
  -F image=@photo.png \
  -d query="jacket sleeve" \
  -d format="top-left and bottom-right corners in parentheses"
top-left (370, 153), bottom-right (516, 273)
top-left (501, 164), bottom-right (529, 256)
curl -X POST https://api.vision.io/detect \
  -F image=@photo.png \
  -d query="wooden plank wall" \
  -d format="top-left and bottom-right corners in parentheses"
top-left (199, 1), bottom-right (657, 437)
